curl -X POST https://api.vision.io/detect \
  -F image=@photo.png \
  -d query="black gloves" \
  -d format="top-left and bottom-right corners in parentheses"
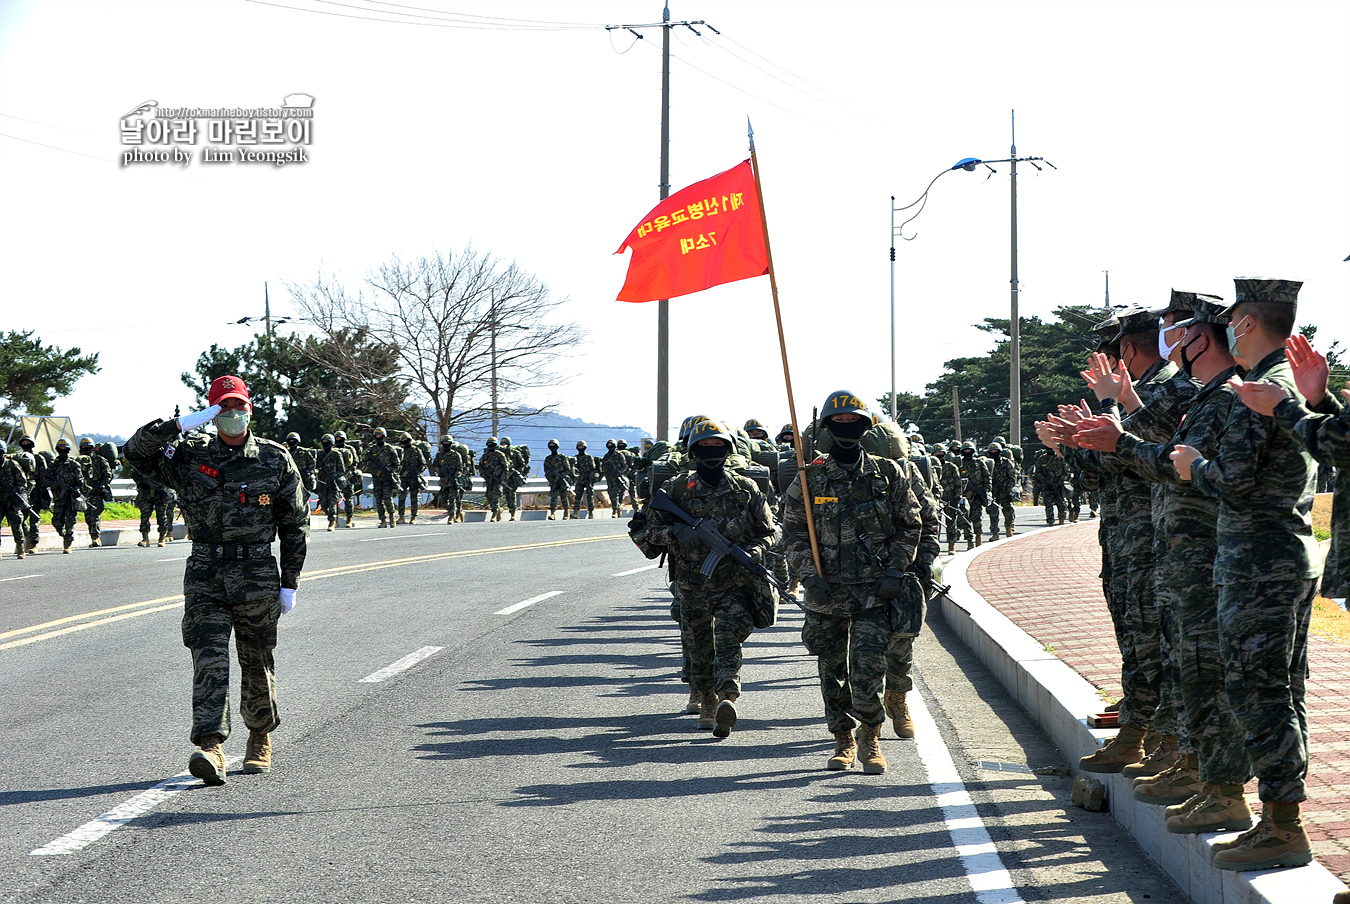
top-left (802, 575), bottom-right (831, 602)
top-left (876, 567), bottom-right (909, 601)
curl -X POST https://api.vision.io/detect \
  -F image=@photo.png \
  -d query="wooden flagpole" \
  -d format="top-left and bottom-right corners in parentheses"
top-left (748, 119), bottom-right (823, 578)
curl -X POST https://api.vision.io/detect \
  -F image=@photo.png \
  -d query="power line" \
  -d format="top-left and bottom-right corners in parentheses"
top-left (0, 112), bottom-right (98, 137)
top-left (358, 0), bottom-right (606, 28)
top-left (242, 0), bottom-right (603, 30)
top-left (0, 132), bottom-right (109, 163)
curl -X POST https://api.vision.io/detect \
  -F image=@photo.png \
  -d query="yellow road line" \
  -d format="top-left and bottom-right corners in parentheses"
top-left (0, 534), bottom-right (627, 651)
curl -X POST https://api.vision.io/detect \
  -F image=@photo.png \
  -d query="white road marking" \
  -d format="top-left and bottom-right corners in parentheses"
top-left (157, 557), bottom-right (189, 562)
top-left (360, 532), bottom-right (452, 542)
top-left (612, 564), bottom-right (659, 576)
top-left (910, 687), bottom-right (1026, 904)
top-left (495, 590), bottom-right (565, 615)
top-left (0, 574), bottom-right (43, 582)
top-left (31, 757), bottom-right (243, 855)
top-left (357, 646), bottom-right (444, 683)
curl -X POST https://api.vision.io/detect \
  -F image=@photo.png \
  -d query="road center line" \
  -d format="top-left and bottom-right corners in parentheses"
top-left (358, 646), bottom-right (444, 683)
top-left (359, 532), bottom-right (452, 542)
top-left (910, 685), bottom-right (1026, 904)
top-left (31, 758), bottom-right (243, 855)
top-left (0, 574), bottom-right (43, 582)
top-left (495, 590), bottom-right (565, 615)
top-left (612, 564), bottom-right (659, 576)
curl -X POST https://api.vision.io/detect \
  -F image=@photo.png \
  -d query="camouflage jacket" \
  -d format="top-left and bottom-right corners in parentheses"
top-left (332, 443), bottom-right (358, 480)
top-left (543, 452), bottom-right (575, 484)
top-left (1276, 390), bottom-right (1350, 597)
top-left (399, 442), bottom-right (428, 479)
top-left (432, 447), bottom-right (463, 476)
top-left (363, 442), bottom-right (402, 485)
top-left (1035, 454), bottom-right (1069, 491)
top-left (316, 446), bottom-right (350, 488)
top-left (904, 458), bottom-right (942, 570)
top-left (573, 452), bottom-right (599, 485)
top-left (990, 456), bottom-right (1018, 499)
top-left (939, 457), bottom-right (964, 503)
top-left (958, 454), bottom-right (990, 497)
top-left (286, 444), bottom-right (318, 492)
top-left (45, 456), bottom-right (87, 503)
top-left (601, 450), bottom-right (628, 481)
top-left (0, 456), bottom-right (29, 511)
top-left (478, 447), bottom-right (509, 481)
top-left (639, 469), bottom-right (778, 592)
top-left (125, 421), bottom-right (309, 588)
top-left (782, 451), bottom-right (922, 601)
top-left (130, 468), bottom-right (172, 505)
top-left (1190, 348), bottom-right (1321, 584)
top-left (78, 452), bottom-right (113, 495)
top-left (1116, 366), bottom-right (1240, 586)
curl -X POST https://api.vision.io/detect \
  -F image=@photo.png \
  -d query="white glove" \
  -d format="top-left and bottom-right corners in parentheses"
top-left (280, 588), bottom-right (296, 614)
top-left (177, 404), bottom-right (221, 432)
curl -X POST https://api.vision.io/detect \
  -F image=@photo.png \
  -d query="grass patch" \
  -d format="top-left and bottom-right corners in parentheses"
top-left (1313, 493), bottom-right (1333, 539)
top-left (28, 500), bottom-right (141, 524)
top-left (1311, 596), bottom-right (1350, 646)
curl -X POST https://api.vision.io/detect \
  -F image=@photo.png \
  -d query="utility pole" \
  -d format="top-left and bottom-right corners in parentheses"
top-left (889, 197), bottom-right (897, 421)
top-left (607, 4), bottom-right (716, 441)
top-left (490, 294), bottom-right (499, 438)
top-left (264, 282), bottom-right (272, 338)
top-left (1008, 111), bottom-right (1021, 451)
top-left (1103, 270), bottom-right (1110, 309)
top-left (952, 386), bottom-right (962, 442)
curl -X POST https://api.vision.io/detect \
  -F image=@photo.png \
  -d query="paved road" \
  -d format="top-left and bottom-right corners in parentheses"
top-left (1, 507), bottom-right (1178, 903)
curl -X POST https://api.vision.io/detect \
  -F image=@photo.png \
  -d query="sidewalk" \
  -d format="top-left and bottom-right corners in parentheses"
top-left (962, 521), bottom-right (1350, 896)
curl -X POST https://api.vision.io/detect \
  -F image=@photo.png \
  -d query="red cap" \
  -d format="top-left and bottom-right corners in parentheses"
top-left (208, 375), bottom-right (250, 407)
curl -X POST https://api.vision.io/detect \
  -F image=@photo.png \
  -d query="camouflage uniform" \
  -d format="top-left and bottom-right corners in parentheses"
top-left (335, 436), bottom-right (361, 516)
top-left (284, 440), bottom-right (317, 497)
top-left (939, 448), bottom-right (965, 552)
top-left (886, 457), bottom-right (941, 700)
top-left (396, 438), bottom-right (429, 523)
top-left (315, 441), bottom-right (350, 529)
top-left (543, 447), bottom-right (575, 517)
top-left (958, 449), bottom-right (990, 546)
top-left (1118, 364), bottom-right (1250, 785)
top-left (125, 418), bottom-right (309, 746)
top-left (478, 443), bottom-right (510, 519)
top-left (783, 452), bottom-right (923, 734)
top-left (988, 449), bottom-right (1018, 538)
top-left (1276, 392), bottom-right (1350, 599)
top-left (1, 455), bottom-right (30, 556)
top-left (77, 445), bottom-right (113, 544)
top-left (602, 444), bottom-right (630, 517)
top-left (14, 440), bottom-right (45, 550)
top-left (573, 446), bottom-right (599, 517)
top-left (46, 452), bottom-right (87, 548)
top-left (500, 440), bottom-right (527, 519)
top-left (432, 442), bottom-right (464, 518)
top-left (638, 469), bottom-right (777, 699)
top-left (132, 468), bottom-right (176, 542)
top-left (1190, 346), bottom-right (1321, 803)
top-left (1035, 453), bottom-right (1069, 525)
top-left (363, 437), bottom-right (402, 527)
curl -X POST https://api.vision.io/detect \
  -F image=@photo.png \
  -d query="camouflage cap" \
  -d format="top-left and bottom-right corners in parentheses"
top-left (1088, 313), bottom-right (1120, 351)
top-left (1112, 306), bottom-right (1158, 342)
top-left (1157, 289), bottom-right (1200, 319)
top-left (1232, 277), bottom-right (1302, 307)
top-left (1173, 296), bottom-right (1232, 329)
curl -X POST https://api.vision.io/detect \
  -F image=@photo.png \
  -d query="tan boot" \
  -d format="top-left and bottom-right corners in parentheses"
top-left (242, 730), bottom-right (272, 774)
top-left (712, 692), bottom-right (739, 739)
top-left (188, 736), bottom-right (227, 786)
top-left (884, 689), bottom-right (915, 739)
top-left (1165, 788), bottom-right (1211, 821)
top-left (88, 538), bottom-right (100, 548)
top-left (858, 723), bottom-right (887, 774)
top-left (1211, 801), bottom-right (1312, 871)
top-left (1133, 754), bottom-right (1203, 804)
top-left (547, 511), bottom-right (556, 521)
top-left (1121, 734), bottom-right (1178, 780)
top-left (15, 546), bottom-right (24, 559)
top-left (1005, 524), bottom-right (1014, 537)
top-left (1058, 515), bottom-right (1066, 525)
top-left (827, 731), bottom-right (857, 770)
top-left (684, 688), bottom-right (702, 714)
top-left (947, 543), bottom-right (956, 555)
top-left (1166, 783), bottom-right (1252, 834)
top-left (696, 690), bottom-right (718, 730)
top-left (157, 532), bottom-right (166, 547)
top-left (63, 540), bottom-right (71, 554)
top-left (1079, 724), bottom-right (1146, 774)
top-left (137, 531), bottom-right (150, 548)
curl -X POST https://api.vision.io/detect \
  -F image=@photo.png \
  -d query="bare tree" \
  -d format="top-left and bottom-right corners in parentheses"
top-left (285, 247), bottom-right (585, 437)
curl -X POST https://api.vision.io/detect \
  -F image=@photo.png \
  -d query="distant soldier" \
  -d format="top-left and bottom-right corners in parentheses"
top-left (284, 433), bottom-right (318, 502)
top-left (572, 441), bottom-right (599, 519)
top-left (957, 441), bottom-right (990, 548)
top-left (601, 439), bottom-right (630, 518)
top-left (77, 437), bottom-right (113, 547)
top-left (939, 441), bottom-right (966, 555)
top-left (1035, 448), bottom-right (1070, 525)
top-left (1, 452), bottom-right (31, 559)
top-left (432, 437), bottom-right (464, 522)
top-left (616, 439), bottom-right (642, 508)
top-left (14, 434), bottom-right (44, 554)
top-left (543, 439), bottom-right (575, 520)
top-left (987, 441), bottom-right (1019, 539)
top-left (131, 467), bottom-right (176, 547)
top-left (500, 437), bottom-right (527, 521)
top-left (478, 438), bottom-right (510, 522)
top-left (333, 431), bottom-right (359, 524)
top-left (315, 434), bottom-right (349, 532)
top-left (397, 432), bottom-right (429, 524)
top-left (363, 427), bottom-right (402, 528)
top-left (47, 438), bottom-right (87, 554)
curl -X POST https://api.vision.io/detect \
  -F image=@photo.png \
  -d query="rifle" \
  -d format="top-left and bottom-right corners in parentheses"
top-left (317, 458), bottom-right (349, 493)
top-left (0, 471), bottom-right (41, 522)
top-left (46, 473), bottom-right (87, 512)
top-left (649, 489), bottom-right (787, 597)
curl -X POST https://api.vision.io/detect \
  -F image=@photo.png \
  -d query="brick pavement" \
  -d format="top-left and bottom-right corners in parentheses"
top-left (967, 522), bottom-right (1350, 884)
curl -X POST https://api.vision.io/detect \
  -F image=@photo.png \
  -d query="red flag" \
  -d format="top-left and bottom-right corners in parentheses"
top-left (614, 160), bottom-right (768, 303)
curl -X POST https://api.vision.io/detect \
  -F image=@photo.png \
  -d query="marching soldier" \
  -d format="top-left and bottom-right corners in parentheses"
top-left (958, 441), bottom-right (990, 548)
top-left (602, 439), bottom-right (630, 518)
top-left (77, 437), bottom-right (113, 547)
top-left (432, 437), bottom-right (464, 522)
top-left (573, 441), bottom-right (598, 519)
top-left (543, 439), bottom-right (575, 519)
top-left (333, 431), bottom-right (359, 525)
top-left (284, 433), bottom-right (318, 503)
top-left (987, 441), bottom-right (1019, 539)
top-left (47, 438), bottom-right (87, 554)
top-left (363, 427), bottom-right (402, 528)
top-left (478, 438), bottom-right (510, 522)
top-left (500, 437), bottom-right (527, 521)
top-left (397, 432), bottom-right (429, 524)
top-left (131, 467), bottom-right (176, 547)
top-left (316, 434), bottom-right (349, 532)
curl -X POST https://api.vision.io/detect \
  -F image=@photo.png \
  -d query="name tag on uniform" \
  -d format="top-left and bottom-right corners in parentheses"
top-left (814, 496), bottom-right (837, 505)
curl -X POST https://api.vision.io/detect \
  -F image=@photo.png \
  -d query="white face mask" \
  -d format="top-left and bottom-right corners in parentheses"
top-left (1159, 323), bottom-right (1187, 360)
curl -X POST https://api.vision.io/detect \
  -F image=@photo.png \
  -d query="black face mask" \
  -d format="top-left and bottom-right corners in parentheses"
top-left (692, 442), bottom-right (729, 484)
top-left (962, 450), bottom-right (973, 458)
top-left (57, 449), bottom-right (69, 460)
top-left (322, 443), bottom-right (332, 450)
top-left (826, 417), bottom-right (868, 465)
top-left (990, 450), bottom-right (1001, 459)
top-left (548, 445), bottom-right (558, 453)
top-left (375, 436), bottom-right (385, 446)
top-left (1179, 332), bottom-right (1207, 378)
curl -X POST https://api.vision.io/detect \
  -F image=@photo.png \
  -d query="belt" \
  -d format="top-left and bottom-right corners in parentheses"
top-left (191, 542), bottom-right (274, 561)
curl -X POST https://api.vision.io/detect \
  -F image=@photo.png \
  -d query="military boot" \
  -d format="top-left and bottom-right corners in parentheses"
top-left (947, 542), bottom-right (956, 555)
top-left (1005, 524), bottom-right (1014, 537)
top-left (188, 736), bottom-right (227, 786)
top-left (327, 519), bottom-right (335, 532)
top-left (1079, 724), bottom-right (1145, 773)
top-left (1133, 754), bottom-right (1204, 805)
top-left (396, 514), bottom-right (406, 524)
top-left (1122, 734), bottom-right (1178, 781)
top-left (409, 515), bottom-right (417, 524)
top-left (14, 545), bottom-right (24, 559)
top-left (884, 689), bottom-right (915, 739)
top-left (242, 731), bottom-right (273, 775)
top-left (1166, 783), bottom-right (1252, 834)
top-left (827, 731), bottom-right (857, 770)
top-left (509, 511), bottom-right (517, 521)
top-left (1211, 801), bottom-right (1312, 871)
top-left (157, 532), bottom-right (167, 547)
top-left (138, 531), bottom-right (150, 547)
top-left (696, 690), bottom-right (718, 730)
top-left (547, 510), bottom-right (556, 520)
top-left (1058, 514), bottom-right (1066, 525)
top-left (684, 688), bottom-right (702, 714)
top-left (713, 692), bottom-right (739, 739)
top-left (88, 538), bottom-right (100, 548)
top-left (346, 515), bottom-right (354, 527)
top-left (63, 540), bottom-right (71, 554)
top-left (857, 723), bottom-right (887, 774)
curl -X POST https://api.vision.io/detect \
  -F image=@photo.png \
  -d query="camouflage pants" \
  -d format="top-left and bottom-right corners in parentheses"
top-left (605, 477), bottom-right (626, 514)
top-left (483, 478), bottom-right (503, 513)
top-left (573, 481), bottom-right (594, 515)
top-left (51, 501), bottom-right (77, 542)
top-left (963, 492), bottom-right (985, 538)
top-left (372, 478), bottom-right (396, 524)
top-left (396, 482), bottom-right (420, 520)
top-left (547, 479), bottom-right (570, 513)
top-left (1218, 579), bottom-right (1315, 803)
top-left (437, 475), bottom-right (462, 520)
top-left (503, 482), bottom-right (519, 515)
top-left (987, 495), bottom-right (1015, 535)
top-left (801, 600), bottom-right (891, 733)
top-left (318, 483), bottom-right (344, 525)
top-left (23, 508), bottom-right (40, 546)
top-left (1042, 488), bottom-right (1066, 524)
top-left (941, 498), bottom-right (966, 547)
top-left (1170, 577), bottom-right (1250, 785)
top-left (3, 507), bottom-right (23, 552)
top-left (680, 585), bottom-right (755, 697)
top-left (82, 492), bottom-right (106, 542)
top-left (885, 634), bottom-right (914, 694)
top-left (138, 497), bottom-right (174, 535)
top-left (1115, 551), bottom-right (1163, 732)
top-left (181, 558), bottom-right (281, 746)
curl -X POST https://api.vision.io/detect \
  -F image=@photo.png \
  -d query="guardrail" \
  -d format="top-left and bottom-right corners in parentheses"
top-left (109, 475), bottom-right (553, 502)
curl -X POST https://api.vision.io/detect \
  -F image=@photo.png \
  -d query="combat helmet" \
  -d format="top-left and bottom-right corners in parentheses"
top-left (55, 438), bottom-right (71, 451)
top-left (487, 437), bottom-right (498, 446)
top-left (500, 437), bottom-right (512, 446)
top-left (821, 390), bottom-right (868, 420)
top-left (616, 440), bottom-right (628, 450)
top-left (321, 433), bottom-right (335, 445)
top-left (993, 435), bottom-right (1006, 445)
top-left (576, 440), bottom-right (587, 450)
top-left (286, 432), bottom-right (301, 444)
top-left (400, 432), bottom-right (413, 443)
top-left (335, 430), bottom-right (348, 441)
top-left (988, 442), bottom-right (1004, 454)
top-left (687, 418), bottom-right (735, 449)
top-left (548, 438), bottom-right (560, 450)
top-left (373, 427), bottom-right (387, 439)
top-left (439, 436), bottom-right (452, 446)
top-left (606, 438), bottom-right (617, 449)
top-left (961, 440), bottom-right (976, 454)
top-left (79, 436), bottom-right (94, 451)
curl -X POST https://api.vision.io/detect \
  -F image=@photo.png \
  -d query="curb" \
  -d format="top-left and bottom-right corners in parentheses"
top-left (937, 527), bottom-right (1348, 904)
